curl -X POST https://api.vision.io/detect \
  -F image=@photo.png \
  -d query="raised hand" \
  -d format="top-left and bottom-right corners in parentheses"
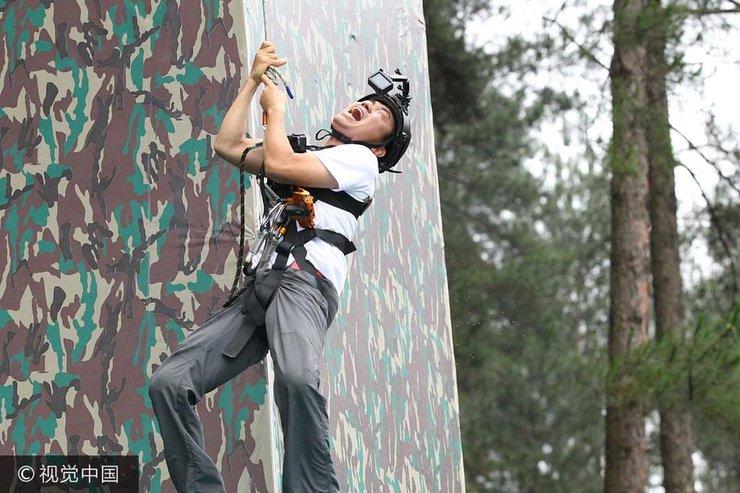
top-left (249, 41), bottom-right (287, 83)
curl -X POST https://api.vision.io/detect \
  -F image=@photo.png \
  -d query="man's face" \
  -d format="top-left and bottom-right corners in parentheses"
top-left (331, 99), bottom-right (396, 156)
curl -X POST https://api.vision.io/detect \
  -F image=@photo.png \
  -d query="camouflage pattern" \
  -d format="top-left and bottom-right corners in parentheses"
top-left (0, 0), bottom-right (463, 490)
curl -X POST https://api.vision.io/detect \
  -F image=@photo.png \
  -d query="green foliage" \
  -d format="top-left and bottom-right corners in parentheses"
top-left (424, 1), bottom-right (610, 490)
top-left (423, 0), bottom-right (492, 126)
top-left (608, 79), bottom-right (642, 178)
top-left (605, 306), bottom-right (740, 442)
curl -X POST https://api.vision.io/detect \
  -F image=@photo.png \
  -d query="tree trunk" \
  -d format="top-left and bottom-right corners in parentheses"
top-left (605, 0), bottom-right (652, 491)
top-left (644, 2), bottom-right (696, 491)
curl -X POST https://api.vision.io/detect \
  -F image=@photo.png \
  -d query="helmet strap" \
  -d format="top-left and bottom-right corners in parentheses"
top-left (316, 126), bottom-right (403, 174)
top-left (320, 125), bottom-right (396, 148)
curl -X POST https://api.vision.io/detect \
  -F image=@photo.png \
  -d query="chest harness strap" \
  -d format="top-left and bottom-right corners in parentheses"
top-left (303, 186), bottom-right (372, 218)
top-left (220, 153), bottom-right (370, 359)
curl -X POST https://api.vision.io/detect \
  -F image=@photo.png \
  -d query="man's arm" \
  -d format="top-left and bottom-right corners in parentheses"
top-left (258, 75), bottom-right (339, 188)
top-left (215, 84), bottom-right (338, 189)
top-left (213, 41), bottom-right (337, 189)
top-left (214, 41), bottom-right (285, 174)
top-left (213, 78), bottom-right (266, 174)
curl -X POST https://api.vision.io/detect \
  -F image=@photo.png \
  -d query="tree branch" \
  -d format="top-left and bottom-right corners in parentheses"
top-left (677, 162), bottom-right (738, 296)
top-left (685, 7), bottom-right (740, 16)
top-left (705, 114), bottom-right (740, 165)
top-left (670, 123), bottom-right (740, 195)
top-left (542, 17), bottom-right (610, 71)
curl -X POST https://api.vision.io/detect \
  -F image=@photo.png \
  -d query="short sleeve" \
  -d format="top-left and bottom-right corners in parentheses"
top-left (309, 144), bottom-right (378, 200)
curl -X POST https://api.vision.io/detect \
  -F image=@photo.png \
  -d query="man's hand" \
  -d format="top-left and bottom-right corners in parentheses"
top-left (259, 73), bottom-right (287, 112)
top-left (249, 41), bottom-right (286, 83)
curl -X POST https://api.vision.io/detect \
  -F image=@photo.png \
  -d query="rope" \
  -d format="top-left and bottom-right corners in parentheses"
top-left (224, 8), bottom-right (295, 306)
top-left (224, 4), bottom-right (271, 306)
top-left (226, 155), bottom-right (248, 303)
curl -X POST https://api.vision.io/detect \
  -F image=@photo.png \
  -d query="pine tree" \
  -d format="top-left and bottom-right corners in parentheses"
top-left (605, 0), bottom-right (653, 490)
top-left (644, 1), bottom-right (695, 490)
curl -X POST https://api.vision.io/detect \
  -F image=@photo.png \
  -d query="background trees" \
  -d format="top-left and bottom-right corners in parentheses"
top-left (423, 0), bottom-right (739, 490)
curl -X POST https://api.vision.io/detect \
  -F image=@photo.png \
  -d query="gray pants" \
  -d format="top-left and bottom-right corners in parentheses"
top-left (149, 267), bottom-right (341, 492)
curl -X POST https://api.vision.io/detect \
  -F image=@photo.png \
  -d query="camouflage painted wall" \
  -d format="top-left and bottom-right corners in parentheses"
top-left (0, 0), bottom-right (463, 491)
top-left (0, 0), bottom-right (273, 490)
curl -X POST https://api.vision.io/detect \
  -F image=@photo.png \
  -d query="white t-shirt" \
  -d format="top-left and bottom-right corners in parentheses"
top-left (249, 144), bottom-right (378, 295)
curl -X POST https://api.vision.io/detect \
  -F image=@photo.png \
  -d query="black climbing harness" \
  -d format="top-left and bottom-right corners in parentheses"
top-left (218, 134), bottom-right (371, 359)
top-left (222, 132), bottom-right (371, 309)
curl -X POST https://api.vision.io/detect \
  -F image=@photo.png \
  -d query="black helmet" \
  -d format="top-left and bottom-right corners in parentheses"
top-left (320, 68), bottom-right (412, 173)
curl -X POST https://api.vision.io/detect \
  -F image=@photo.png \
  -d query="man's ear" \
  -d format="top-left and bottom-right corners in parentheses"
top-left (370, 146), bottom-right (387, 158)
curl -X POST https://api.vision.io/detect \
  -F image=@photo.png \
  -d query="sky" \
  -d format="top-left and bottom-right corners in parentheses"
top-left (465, 0), bottom-right (739, 290)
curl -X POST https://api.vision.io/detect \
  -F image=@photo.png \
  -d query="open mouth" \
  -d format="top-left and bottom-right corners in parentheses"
top-left (349, 106), bottom-right (363, 121)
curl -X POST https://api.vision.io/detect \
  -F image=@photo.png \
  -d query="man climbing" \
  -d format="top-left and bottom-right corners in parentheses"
top-left (148, 40), bottom-right (411, 492)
